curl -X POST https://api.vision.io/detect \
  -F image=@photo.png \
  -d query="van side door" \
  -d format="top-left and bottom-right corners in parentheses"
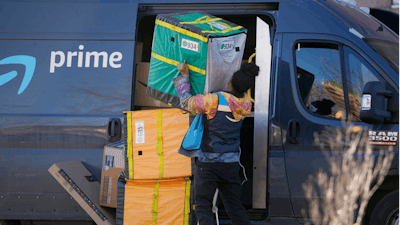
top-left (278, 32), bottom-right (398, 219)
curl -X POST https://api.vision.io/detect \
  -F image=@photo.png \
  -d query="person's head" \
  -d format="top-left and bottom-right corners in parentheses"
top-left (228, 62), bottom-right (259, 94)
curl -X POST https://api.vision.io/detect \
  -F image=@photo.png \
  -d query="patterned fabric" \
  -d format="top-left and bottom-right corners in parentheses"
top-left (181, 91), bottom-right (251, 120)
top-left (219, 91), bottom-right (252, 121)
top-left (173, 73), bottom-right (252, 163)
top-left (181, 93), bottom-right (219, 119)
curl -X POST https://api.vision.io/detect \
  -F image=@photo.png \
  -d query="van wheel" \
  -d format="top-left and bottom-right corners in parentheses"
top-left (0, 220), bottom-right (21, 225)
top-left (369, 190), bottom-right (399, 225)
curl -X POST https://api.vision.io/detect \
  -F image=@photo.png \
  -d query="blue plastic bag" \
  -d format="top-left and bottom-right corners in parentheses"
top-left (181, 114), bottom-right (205, 150)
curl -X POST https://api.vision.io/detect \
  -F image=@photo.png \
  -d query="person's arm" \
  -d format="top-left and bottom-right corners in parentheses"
top-left (172, 60), bottom-right (218, 119)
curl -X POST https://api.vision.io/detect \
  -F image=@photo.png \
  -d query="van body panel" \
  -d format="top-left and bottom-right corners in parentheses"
top-left (0, 149), bottom-right (103, 220)
top-left (0, 2), bottom-right (137, 40)
top-left (267, 32), bottom-right (294, 217)
top-left (0, 2), bottom-right (138, 221)
top-left (0, 40), bottom-right (133, 114)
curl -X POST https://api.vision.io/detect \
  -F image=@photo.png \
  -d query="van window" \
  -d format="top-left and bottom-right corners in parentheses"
top-left (295, 43), bottom-right (346, 119)
top-left (344, 46), bottom-right (384, 122)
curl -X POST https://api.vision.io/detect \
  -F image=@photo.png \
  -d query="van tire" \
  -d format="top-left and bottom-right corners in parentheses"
top-left (0, 220), bottom-right (21, 225)
top-left (369, 190), bottom-right (399, 225)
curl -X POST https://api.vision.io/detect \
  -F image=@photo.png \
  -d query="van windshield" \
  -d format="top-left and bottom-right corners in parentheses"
top-left (364, 38), bottom-right (399, 74)
top-left (324, 0), bottom-right (399, 74)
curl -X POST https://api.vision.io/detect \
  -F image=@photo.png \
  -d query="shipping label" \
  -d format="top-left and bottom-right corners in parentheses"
top-left (135, 120), bottom-right (145, 144)
top-left (208, 21), bottom-right (229, 30)
top-left (103, 155), bottom-right (114, 171)
top-left (220, 41), bottom-right (234, 52)
top-left (181, 38), bottom-right (199, 52)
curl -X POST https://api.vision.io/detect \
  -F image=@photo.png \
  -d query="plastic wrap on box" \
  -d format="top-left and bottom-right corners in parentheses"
top-left (147, 11), bottom-right (247, 107)
top-left (123, 178), bottom-right (191, 225)
top-left (123, 108), bottom-right (191, 180)
top-left (116, 173), bottom-right (197, 225)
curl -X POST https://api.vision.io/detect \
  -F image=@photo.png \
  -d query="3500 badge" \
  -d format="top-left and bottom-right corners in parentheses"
top-left (369, 131), bottom-right (398, 146)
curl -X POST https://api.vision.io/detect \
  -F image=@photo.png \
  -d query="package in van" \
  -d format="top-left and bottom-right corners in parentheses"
top-left (123, 178), bottom-right (191, 225)
top-left (146, 11), bottom-right (247, 107)
top-left (123, 108), bottom-right (191, 180)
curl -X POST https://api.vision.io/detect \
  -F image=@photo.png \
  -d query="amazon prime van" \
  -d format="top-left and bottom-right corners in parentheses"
top-left (0, 0), bottom-right (398, 224)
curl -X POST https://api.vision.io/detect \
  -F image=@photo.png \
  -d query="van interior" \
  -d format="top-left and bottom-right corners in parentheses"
top-left (134, 12), bottom-right (275, 220)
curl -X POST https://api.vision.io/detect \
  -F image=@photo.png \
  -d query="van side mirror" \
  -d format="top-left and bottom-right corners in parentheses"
top-left (360, 81), bottom-right (393, 125)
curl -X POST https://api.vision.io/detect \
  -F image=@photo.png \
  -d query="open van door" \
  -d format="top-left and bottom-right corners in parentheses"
top-left (253, 17), bottom-right (272, 209)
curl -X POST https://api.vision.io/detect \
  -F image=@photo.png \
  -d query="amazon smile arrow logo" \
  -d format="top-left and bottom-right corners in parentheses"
top-left (0, 55), bottom-right (36, 94)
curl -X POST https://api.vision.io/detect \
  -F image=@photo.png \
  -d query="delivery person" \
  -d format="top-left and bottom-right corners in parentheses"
top-left (173, 60), bottom-right (259, 225)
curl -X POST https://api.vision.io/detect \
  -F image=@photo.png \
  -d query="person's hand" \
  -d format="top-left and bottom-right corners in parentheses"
top-left (177, 60), bottom-right (189, 74)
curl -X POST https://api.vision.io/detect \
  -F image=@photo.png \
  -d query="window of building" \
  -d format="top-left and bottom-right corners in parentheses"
top-left (295, 43), bottom-right (346, 119)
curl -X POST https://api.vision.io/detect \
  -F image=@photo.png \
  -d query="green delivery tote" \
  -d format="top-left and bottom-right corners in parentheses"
top-left (146, 11), bottom-right (247, 108)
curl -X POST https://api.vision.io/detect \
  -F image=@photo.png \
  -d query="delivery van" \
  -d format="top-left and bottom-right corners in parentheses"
top-left (0, 0), bottom-right (398, 224)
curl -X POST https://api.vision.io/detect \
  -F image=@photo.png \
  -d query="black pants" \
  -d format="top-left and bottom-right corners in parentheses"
top-left (194, 159), bottom-right (251, 225)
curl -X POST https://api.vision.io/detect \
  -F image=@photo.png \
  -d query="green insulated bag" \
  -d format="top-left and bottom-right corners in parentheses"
top-left (146, 11), bottom-right (247, 107)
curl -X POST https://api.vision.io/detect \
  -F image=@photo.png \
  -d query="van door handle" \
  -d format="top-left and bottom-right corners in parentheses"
top-left (288, 119), bottom-right (300, 144)
top-left (108, 118), bottom-right (122, 142)
top-left (110, 119), bottom-right (115, 137)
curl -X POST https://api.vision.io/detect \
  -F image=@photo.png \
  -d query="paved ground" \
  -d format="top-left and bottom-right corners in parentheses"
top-left (1, 217), bottom-right (302, 225)
top-left (218, 217), bottom-right (301, 225)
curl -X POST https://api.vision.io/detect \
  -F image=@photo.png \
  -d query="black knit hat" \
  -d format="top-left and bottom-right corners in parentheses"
top-left (231, 63), bottom-right (259, 94)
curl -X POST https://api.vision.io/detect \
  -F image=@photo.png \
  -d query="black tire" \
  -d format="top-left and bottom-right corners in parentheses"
top-left (0, 220), bottom-right (21, 225)
top-left (369, 190), bottom-right (399, 225)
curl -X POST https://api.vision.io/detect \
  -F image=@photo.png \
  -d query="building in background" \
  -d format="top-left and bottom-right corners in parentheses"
top-left (356, 0), bottom-right (398, 14)
top-left (353, 0), bottom-right (399, 34)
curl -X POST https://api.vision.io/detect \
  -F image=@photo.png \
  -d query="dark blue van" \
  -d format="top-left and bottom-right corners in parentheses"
top-left (0, 0), bottom-right (398, 224)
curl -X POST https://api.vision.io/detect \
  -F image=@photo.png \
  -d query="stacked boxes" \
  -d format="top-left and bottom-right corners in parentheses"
top-left (117, 12), bottom-right (248, 224)
top-left (120, 108), bottom-right (192, 225)
top-left (123, 178), bottom-right (191, 225)
top-left (99, 141), bottom-right (125, 208)
top-left (146, 11), bottom-right (247, 107)
top-left (124, 109), bottom-right (191, 180)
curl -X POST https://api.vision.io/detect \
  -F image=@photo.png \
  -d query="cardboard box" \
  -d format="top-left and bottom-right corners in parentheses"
top-left (135, 42), bottom-right (143, 63)
top-left (124, 109), bottom-right (192, 180)
top-left (99, 141), bottom-right (125, 208)
top-left (123, 178), bottom-right (191, 225)
top-left (134, 63), bottom-right (170, 107)
top-left (48, 161), bottom-right (116, 225)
